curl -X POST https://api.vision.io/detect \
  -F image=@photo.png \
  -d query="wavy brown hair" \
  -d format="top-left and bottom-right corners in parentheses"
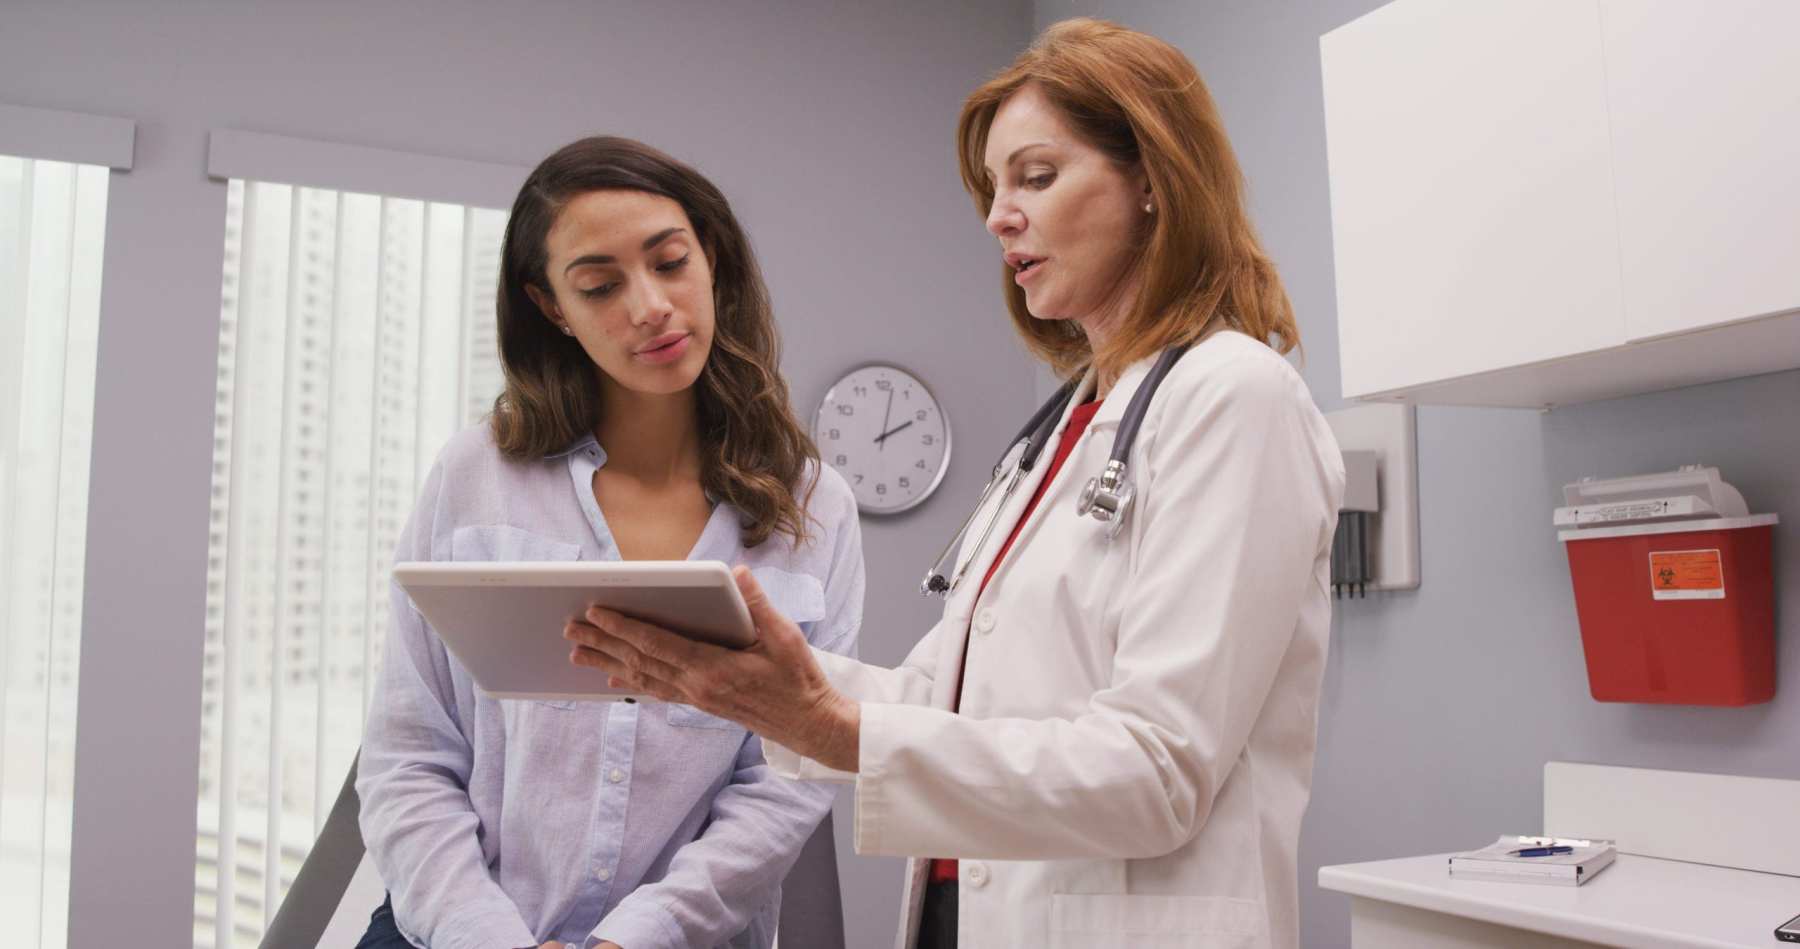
top-left (957, 17), bottom-right (1300, 379)
top-left (491, 136), bottom-right (817, 548)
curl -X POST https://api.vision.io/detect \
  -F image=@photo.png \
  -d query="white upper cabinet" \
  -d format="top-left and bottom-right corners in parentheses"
top-left (1323, 0), bottom-right (1800, 408)
top-left (1601, 0), bottom-right (1800, 341)
top-left (1322, 0), bottom-right (1626, 400)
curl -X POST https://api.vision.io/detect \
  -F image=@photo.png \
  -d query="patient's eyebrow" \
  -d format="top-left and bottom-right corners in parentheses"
top-left (563, 227), bottom-right (689, 273)
top-left (640, 226), bottom-right (684, 252)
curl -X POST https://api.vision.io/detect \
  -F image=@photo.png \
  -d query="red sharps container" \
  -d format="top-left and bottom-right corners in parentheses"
top-left (1555, 466), bottom-right (1778, 706)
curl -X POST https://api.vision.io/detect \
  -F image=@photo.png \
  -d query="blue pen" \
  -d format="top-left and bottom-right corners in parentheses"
top-left (1509, 845), bottom-right (1574, 857)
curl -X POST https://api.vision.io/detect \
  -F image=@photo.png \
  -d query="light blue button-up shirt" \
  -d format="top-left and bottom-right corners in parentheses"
top-left (357, 424), bottom-right (864, 949)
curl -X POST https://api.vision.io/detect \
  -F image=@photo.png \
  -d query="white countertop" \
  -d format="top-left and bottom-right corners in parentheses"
top-left (1319, 852), bottom-right (1800, 949)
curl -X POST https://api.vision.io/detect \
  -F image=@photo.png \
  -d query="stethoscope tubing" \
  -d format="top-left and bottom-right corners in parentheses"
top-left (921, 344), bottom-right (1190, 597)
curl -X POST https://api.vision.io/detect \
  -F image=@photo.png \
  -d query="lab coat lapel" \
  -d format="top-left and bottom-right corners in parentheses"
top-left (928, 367), bottom-right (1100, 708)
top-left (925, 464), bottom-right (1030, 709)
top-left (901, 355), bottom-right (1164, 947)
top-left (964, 356), bottom-right (1157, 599)
top-left (1085, 353), bottom-right (1156, 433)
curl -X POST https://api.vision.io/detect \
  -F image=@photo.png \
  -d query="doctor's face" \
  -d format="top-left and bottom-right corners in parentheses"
top-left (982, 83), bottom-right (1147, 337)
top-left (527, 189), bottom-right (716, 397)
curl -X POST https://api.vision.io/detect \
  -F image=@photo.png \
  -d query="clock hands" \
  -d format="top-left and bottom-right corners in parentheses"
top-left (877, 388), bottom-right (894, 451)
top-left (873, 420), bottom-right (914, 446)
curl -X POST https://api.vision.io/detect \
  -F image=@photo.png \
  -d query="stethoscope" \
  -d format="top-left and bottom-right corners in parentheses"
top-left (921, 343), bottom-right (1190, 596)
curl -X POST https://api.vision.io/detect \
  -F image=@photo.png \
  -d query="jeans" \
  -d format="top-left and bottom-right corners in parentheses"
top-left (354, 894), bottom-right (413, 949)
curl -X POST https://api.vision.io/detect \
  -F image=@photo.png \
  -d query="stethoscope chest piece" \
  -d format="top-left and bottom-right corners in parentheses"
top-left (921, 343), bottom-right (1190, 597)
top-left (1076, 459), bottom-right (1134, 539)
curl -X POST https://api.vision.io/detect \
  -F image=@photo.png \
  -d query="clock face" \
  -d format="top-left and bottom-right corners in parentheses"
top-left (814, 364), bottom-right (950, 514)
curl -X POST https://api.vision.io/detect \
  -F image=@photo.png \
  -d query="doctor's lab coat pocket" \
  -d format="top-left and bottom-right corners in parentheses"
top-left (449, 525), bottom-right (583, 709)
top-left (666, 566), bottom-right (826, 730)
top-left (1050, 894), bottom-right (1263, 949)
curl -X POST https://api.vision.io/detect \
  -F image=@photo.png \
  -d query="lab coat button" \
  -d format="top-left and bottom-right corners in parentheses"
top-left (596, 868), bottom-right (612, 881)
top-left (608, 768), bottom-right (625, 783)
top-left (964, 861), bottom-right (989, 888)
top-left (974, 610), bottom-right (996, 634)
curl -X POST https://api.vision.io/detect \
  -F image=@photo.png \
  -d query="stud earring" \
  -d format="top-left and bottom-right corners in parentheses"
top-left (1144, 202), bottom-right (1155, 214)
top-left (560, 325), bottom-right (574, 336)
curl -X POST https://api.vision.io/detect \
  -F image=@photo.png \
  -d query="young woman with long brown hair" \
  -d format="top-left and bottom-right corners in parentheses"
top-left (355, 136), bottom-right (863, 949)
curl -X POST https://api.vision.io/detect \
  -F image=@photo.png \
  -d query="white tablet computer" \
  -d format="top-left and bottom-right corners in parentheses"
top-left (393, 560), bottom-right (754, 701)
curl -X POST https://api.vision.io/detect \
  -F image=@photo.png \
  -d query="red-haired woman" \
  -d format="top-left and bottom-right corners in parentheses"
top-left (569, 20), bottom-right (1344, 949)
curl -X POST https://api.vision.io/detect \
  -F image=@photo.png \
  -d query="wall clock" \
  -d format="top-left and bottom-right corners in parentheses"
top-left (814, 364), bottom-right (950, 515)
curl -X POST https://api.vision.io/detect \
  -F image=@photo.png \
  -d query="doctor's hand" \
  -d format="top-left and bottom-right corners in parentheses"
top-left (564, 565), bottom-right (861, 772)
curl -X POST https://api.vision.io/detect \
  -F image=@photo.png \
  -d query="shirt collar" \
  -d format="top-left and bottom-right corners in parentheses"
top-left (1075, 354), bottom-right (1156, 433)
top-left (544, 431), bottom-right (603, 462)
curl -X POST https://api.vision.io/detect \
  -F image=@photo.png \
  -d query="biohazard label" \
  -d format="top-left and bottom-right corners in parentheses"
top-left (1648, 549), bottom-right (1725, 600)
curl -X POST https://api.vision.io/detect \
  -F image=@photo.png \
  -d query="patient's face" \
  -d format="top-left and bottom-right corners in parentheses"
top-left (529, 188), bottom-right (716, 397)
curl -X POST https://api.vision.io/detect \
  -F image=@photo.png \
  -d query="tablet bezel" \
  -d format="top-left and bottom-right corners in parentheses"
top-left (393, 559), bottom-right (754, 702)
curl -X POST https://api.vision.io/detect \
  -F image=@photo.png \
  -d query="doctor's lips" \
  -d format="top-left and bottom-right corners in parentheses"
top-left (633, 331), bottom-right (691, 365)
top-left (1005, 251), bottom-right (1047, 285)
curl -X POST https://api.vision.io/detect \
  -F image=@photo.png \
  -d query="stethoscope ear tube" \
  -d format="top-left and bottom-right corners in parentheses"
top-left (920, 462), bottom-right (1004, 595)
top-left (1109, 344), bottom-right (1190, 465)
top-left (921, 380), bottom-right (1079, 596)
top-left (1016, 377), bottom-right (1080, 474)
top-left (923, 345), bottom-right (1189, 594)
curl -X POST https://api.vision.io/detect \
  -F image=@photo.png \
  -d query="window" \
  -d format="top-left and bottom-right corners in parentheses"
top-left (193, 179), bottom-right (507, 948)
top-left (0, 153), bottom-right (109, 949)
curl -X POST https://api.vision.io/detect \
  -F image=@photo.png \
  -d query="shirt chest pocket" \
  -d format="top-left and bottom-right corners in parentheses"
top-left (450, 525), bottom-right (584, 709)
top-left (666, 567), bottom-right (827, 730)
top-left (450, 524), bottom-right (583, 563)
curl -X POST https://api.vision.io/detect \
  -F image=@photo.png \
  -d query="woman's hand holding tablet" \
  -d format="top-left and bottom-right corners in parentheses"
top-left (565, 565), bottom-right (861, 772)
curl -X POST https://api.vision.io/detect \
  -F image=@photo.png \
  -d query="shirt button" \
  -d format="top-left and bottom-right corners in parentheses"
top-left (974, 610), bottom-right (996, 635)
top-left (964, 861), bottom-right (989, 888)
top-left (608, 768), bottom-right (625, 783)
top-left (596, 868), bottom-right (612, 881)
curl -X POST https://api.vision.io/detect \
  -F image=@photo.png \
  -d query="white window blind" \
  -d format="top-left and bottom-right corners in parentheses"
top-left (194, 179), bottom-right (507, 949)
top-left (0, 154), bottom-right (108, 949)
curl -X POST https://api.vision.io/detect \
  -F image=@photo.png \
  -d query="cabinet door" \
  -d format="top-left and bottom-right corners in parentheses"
top-left (1322, 0), bottom-right (1627, 399)
top-left (1601, 0), bottom-right (1800, 341)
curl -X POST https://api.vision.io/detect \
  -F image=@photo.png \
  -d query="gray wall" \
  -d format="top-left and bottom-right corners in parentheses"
top-left (0, 2), bottom-right (1035, 946)
top-left (15, 1), bottom-right (1795, 946)
top-left (1034, 1), bottom-right (1800, 946)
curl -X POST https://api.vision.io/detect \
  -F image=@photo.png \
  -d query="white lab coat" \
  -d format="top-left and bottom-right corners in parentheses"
top-left (767, 330), bottom-right (1345, 948)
